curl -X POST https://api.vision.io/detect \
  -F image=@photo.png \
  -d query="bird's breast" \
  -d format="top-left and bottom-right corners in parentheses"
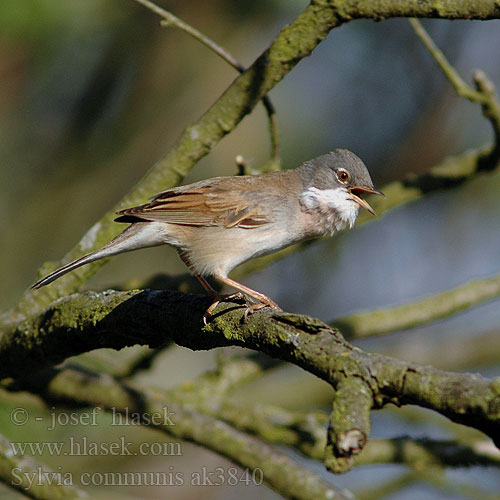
top-left (185, 224), bottom-right (299, 277)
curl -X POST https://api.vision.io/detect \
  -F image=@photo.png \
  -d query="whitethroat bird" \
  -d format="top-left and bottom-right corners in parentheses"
top-left (32, 149), bottom-right (383, 320)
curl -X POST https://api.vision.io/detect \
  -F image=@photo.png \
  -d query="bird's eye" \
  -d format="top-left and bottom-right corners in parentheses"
top-left (337, 169), bottom-right (350, 183)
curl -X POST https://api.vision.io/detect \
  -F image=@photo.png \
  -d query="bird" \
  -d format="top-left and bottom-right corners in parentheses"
top-left (32, 149), bottom-right (383, 320)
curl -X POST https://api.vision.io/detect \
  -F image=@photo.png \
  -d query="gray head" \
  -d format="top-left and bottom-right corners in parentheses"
top-left (299, 149), bottom-right (383, 229)
top-left (307, 148), bottom-right (374, 188)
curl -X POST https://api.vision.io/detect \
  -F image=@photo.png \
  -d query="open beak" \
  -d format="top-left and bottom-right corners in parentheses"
top-left (349, 186), bottom-right (385, 216)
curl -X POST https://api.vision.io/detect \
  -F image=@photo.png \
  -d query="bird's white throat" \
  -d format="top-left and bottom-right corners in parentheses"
top-left (300, 186), bottom-right (359, 230)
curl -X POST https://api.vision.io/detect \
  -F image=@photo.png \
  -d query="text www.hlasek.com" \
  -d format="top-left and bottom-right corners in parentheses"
top-left (9, 436), bottom-right (182, 457)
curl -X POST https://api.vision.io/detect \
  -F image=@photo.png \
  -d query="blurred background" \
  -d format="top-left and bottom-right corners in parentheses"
top-left (1, 0), bottom-right (500, 498)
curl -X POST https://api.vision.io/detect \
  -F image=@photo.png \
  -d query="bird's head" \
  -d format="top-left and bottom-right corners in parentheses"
top-left (300, 149), bottom-right (384, 229)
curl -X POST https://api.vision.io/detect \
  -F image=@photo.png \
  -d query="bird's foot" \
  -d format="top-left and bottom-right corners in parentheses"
top-left (203, 292), bottom-right (246, 325)
top-left (203, 293), bottom-right (282, 324)
top-left (242, 300), bottom-right (283, 322)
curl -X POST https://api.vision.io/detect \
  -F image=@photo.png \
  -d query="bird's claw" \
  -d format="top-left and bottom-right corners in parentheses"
top-left (203, 292), bottom-right (246, 325)
top-left (242, 301), bottom-right (283, 321)
top-left (202, 293), bottom-right (282, 324)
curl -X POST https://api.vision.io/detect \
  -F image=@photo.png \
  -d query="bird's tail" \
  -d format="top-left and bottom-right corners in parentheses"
top-left (32, 222), bottom-right (165, 289)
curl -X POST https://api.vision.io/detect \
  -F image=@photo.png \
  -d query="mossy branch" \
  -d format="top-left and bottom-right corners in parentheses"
top-left (2, 289), bottom-right (500, 466)
top-left (325, 377), bottom-right (372, 473)
top-left (329, 0), bottom-right (499, 20)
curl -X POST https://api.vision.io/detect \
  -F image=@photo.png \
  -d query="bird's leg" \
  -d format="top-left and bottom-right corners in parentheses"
top-left (212, 274), bottom-right (283, 320)
top-left (177, 249), bottom-right (218, 294)
top-left (177, 250), bottom-right (245, 322)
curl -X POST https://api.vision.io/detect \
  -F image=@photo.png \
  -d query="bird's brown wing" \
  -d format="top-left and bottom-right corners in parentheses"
top-left (115, 183), bottom-right (271, 229)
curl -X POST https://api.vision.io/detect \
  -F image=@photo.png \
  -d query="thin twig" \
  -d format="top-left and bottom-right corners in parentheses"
top-left (0, 433), bottom-right (91, 500)
top-left (409, 18), bottom-right (500, 154)
top-left (356, 472), bottom-right (417, 500)
top-left (473, 70), bottom-right (500, 152)
top-left (135, 0), bottom-right (280, 167)
top-left (357, 437), bottom-right (500, 468)
top-left (334, 272), bottom-right (500, 339)
top-left (409, 19), bottom-right (484, 102)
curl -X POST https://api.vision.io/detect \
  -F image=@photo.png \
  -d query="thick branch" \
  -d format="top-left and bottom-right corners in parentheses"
top-left (330, 1), bottom-right (499, 20)
top-left (2, 290), bottom-right (500, 448)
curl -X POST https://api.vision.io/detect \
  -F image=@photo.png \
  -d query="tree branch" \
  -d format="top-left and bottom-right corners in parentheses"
top-left (2, 289), bottom-right (500, 461)
top-left (409, 18), bottom-right (488, 102)
top-left (332, 1), bottom-right (499, 20)
top-left (357, 437), bottom-right (500, 468)
top-left (4, 361), bottom-right (499, 499)
top-left (334, 273), bottom-right (500, 339)
top-left (409, 18), bottom-right (500, 158)
top-left (325, 377), bottom-right (372, 473)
